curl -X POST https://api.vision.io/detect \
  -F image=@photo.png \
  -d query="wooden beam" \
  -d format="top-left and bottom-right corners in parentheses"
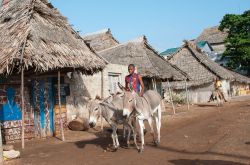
top-left (0, 124), bottom-right (3, 164)
top-left (58, 71), bottom-right (65, 141)
top-left (21, 66), bottom-right (25, 149)
top-left (100, 70), bottom-right (104, 131)
top-left (185, 79), bottom-right (190, 110)
top-left (167, 79), bottom-right (175, 114)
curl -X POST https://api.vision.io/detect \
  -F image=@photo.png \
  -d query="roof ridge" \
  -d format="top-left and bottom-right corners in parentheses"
top-left (83, 28), bottom-right (110, 38)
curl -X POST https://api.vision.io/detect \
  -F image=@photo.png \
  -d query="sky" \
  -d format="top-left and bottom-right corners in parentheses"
top-left (50, 0), bottom-right (250, 52)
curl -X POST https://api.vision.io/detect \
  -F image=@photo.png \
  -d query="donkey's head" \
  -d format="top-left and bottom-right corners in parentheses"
top-left (88, 96), bottom-right (102, 128)
top-left (117, 82), bottom-right (137, 118)
top-left (123, 90), bottom-right (138, 118)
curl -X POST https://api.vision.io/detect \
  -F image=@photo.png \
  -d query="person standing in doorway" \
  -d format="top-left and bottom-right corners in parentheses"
top-left (125, 64), bottom-right (144, 96)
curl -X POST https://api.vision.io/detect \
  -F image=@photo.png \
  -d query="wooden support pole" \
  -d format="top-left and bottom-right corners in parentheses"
top-left (185, 79), bottom-right (190, 110)
top-left (21, 66), bottom-right (25, 149)
top-left (167, 79), bottom-right (175, 114)
top-left (100, 70), bottom-right (104, 131)
top-left (0, 124), bottom-right (3, 164)
top-left (58, 71), bottom-right (65, 141)
top-left (154, 78), bottom-right (157, 90)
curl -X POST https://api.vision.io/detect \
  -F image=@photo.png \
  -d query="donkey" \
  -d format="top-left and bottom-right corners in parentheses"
top-left (88, 93), bottom-right (138, 150)
top-left (208, 90), bottom-right (223, 106)
top-left (122, 89), bottom-right (162, 153)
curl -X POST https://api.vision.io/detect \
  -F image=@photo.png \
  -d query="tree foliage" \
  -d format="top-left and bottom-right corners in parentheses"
top-left (219, 10), bottom-right (250, 75)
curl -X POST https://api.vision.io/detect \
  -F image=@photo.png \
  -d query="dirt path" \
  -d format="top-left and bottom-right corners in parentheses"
top-left (5, 96), bottom-right (250, 165)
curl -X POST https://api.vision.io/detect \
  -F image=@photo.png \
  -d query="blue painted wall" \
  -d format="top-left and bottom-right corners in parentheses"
top-left (39, 80), bottom-right (45, 129)
top-left (0, 87), bottom-right (22, 121)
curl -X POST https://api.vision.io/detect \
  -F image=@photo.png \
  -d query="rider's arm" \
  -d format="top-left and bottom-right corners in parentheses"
top-left (138, 75), bottom-right (144, 96)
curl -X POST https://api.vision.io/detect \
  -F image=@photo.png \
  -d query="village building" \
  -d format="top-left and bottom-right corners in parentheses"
top-left (195, 26), bottom-right (229, 66)
top-left (166, 41), bottom-right (235, 103)
top-left (67, 30), bottom-right (187, 121)
top-left (0, 0), bottom-right (106, 143)
top-left (98, 36), bottom-right (187, 95)
top-left (228, 70), bottom-right (250, 96)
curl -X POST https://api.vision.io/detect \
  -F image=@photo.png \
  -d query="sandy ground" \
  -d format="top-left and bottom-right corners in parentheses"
top-left (4, 96), bottom-right (250, 165)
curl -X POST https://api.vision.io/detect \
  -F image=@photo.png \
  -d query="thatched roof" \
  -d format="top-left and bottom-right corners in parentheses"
top-left (83, 29), bottom-right (119, 52)
top-left (228, 70), bottom-right (250, 84)
top-left (98, 36), bottom-right (186, 81)
top-left (167, 40), bottom-right (234, 89)
top-left (196, 26), bottom-right (228, 44)
top-left (0, 0), bottom-right (106, 75)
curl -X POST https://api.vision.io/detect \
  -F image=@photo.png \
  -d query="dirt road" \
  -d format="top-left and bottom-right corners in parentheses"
top-left (6, 96), bottom-right (250, 165)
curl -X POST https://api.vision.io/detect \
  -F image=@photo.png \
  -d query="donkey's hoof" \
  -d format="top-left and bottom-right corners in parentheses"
top-left (138, 148), bottom-right (144, 154)
top-left (154, 140), bottom-right (160, 146)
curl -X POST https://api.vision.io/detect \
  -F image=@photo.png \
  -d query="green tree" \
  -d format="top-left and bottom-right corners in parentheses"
top-left (219, 10), bottom-right (250, 75)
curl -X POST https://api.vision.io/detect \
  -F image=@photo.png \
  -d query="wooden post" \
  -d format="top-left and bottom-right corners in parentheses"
top-left (167, 79), bottom-right (175, 114)
top-left (152, 78), bottom-right (156, 90)
top-left (0, 124), bottom-right (3, 164)
top-left (21, 66), bottom-right (25, 149)
top-left (185, 79), bottom-right (190, 110)
top-left (154, 78), bottom-right (157, 90)
top-left (58, 71), bottom-right (65, 141)
top-left (100, 70), bottom-right (104, 131)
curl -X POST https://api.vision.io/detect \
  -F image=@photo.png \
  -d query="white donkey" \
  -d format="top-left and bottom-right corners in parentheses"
top-left (88, 93), bottom-right (138, 150)
top-left (122, 89), bottom-right (162, 153)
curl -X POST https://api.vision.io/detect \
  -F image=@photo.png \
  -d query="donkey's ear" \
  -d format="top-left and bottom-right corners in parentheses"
top-left (128, 84), bottom-right (134, 92)
top-left (118, 82), bottom-right (125, 91)
top-left (83, 96), bottom-right (91, 101)
top-left (95, 95), bottom-right (102, 100)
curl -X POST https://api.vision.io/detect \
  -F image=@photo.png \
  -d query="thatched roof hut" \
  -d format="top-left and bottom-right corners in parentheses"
top-left (0, 0), bottom-right (106, 76)
top-left (167, 40), bottom-right (234, 89)
top-left (196, 26), bottom-right (228, 44)
top-left (98, 36), bottom-right (186, 81)
top-left (229, 70), bottom-right (250, 84)
top-left (83, 29), bottom-right (119, 52)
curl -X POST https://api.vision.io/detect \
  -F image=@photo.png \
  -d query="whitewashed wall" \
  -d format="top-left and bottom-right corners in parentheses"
top-left (65, 63), bottom-right (128, 122)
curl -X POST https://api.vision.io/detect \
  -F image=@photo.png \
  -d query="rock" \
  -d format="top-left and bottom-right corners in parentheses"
top-left (68, 117), bottom-right (89, 131)
top-left (3, 145), bottom-right (14, 151)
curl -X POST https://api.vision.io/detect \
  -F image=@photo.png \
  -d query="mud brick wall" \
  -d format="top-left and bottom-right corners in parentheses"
top-left (54, 105), bottom-right (67, 137)
top-left (0, 84), bottom-right (35, 143)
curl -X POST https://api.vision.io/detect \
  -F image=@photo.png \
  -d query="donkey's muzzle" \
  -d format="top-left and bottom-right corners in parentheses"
top-left (89, 122), bottom-right (96, 128)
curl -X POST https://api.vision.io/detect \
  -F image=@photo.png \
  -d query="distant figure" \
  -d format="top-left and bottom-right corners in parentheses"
top-left (208, 77), bottom-right (227, 103)
top-left (125, 64), bottom-right (144, 96)
top-left (0, 87), bottom-right (22, 121)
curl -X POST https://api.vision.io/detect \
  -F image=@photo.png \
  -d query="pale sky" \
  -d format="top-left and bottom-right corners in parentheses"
top-left (50, 0), bottom-right (250, 52)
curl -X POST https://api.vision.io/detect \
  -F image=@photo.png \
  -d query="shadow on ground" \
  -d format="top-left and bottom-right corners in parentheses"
top-left (73, 127), bottom-right (133, 151)
top-left (245, 141), bottom-right (250, 145)
top-left (169, 159), bottom-right (247, 165)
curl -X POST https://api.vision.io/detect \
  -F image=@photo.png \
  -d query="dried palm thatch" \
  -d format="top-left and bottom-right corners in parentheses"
top-left (0, 0), bottom-right (106, 76)
top-left (167, 40), bottom-right (234, 89)
top-left (98, 36), bottom-right (186, 81)
top-left (228, 70), bottom-right (250, 84)
top-left (196, 26), bottom-right (228, 44)
top-left (83, 29), bottom-right (119, 52)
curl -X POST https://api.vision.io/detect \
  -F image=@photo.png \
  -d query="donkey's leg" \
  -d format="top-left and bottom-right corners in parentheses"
top-left (111, 124), bottom-right (119, 149)
top-left (114, 126), bottom-right (120, 148)
top-left (156, 105), bottom-right (162, 144)
top-left (126, 124), bottom-right (131, 147)
top-left (147, 117), bottom-right (155, 143)
top-left (123, 124), bottom-right (126, 139)
top-left (128, 118), bottom-right (139, 150)
top-left (138, 119), bottom-right (145, 153)
top-left (154, 115), bottom-right (160, 146)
